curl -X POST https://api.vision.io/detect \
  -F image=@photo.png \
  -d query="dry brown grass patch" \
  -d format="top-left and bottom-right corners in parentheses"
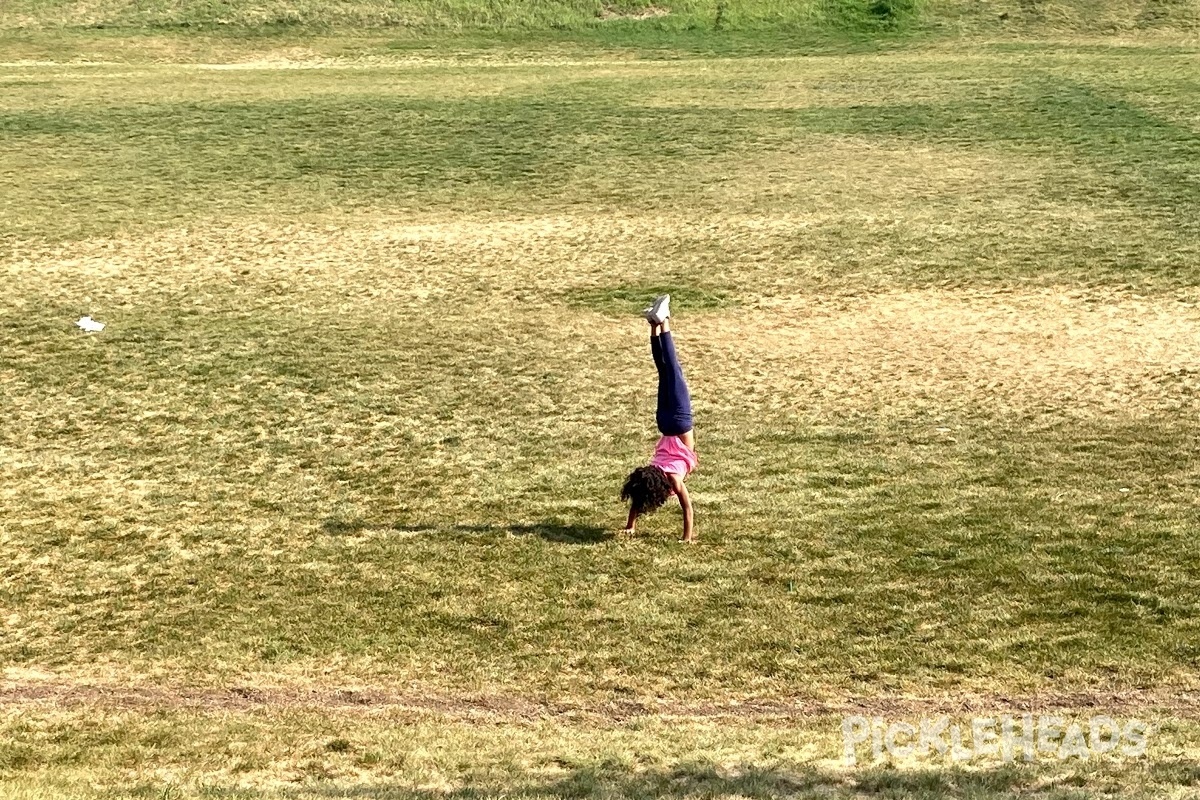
top-left (696, 288), bottom-right (1200, 421)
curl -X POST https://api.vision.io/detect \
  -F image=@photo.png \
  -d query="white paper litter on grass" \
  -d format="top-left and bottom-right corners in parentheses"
top-left (76, 316), bottom-right (105, 332)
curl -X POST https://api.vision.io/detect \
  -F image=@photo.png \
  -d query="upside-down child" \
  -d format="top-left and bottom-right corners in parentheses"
top-left (621, 295), bottom-right (698, 542)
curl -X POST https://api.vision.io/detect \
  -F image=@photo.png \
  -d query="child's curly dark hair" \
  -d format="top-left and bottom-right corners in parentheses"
top-left (621, 465), bottom-right (673, 517)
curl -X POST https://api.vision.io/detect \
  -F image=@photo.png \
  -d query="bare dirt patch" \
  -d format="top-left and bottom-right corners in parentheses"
top-left (2, 680), bottom-right (1197, 720)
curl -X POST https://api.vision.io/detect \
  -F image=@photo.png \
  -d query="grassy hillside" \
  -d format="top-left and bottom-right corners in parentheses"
top-left (1, 0), bottom-right (1198, 33)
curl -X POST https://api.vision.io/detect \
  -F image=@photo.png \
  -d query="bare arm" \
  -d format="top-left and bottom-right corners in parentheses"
top-left (670, 474), bottom-right (695, 542)
top-left (623, 506), bottom-right (638, 533)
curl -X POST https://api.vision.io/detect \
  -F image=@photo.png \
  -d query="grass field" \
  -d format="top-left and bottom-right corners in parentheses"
top-left (2, 9), bottom-right (1200, 799)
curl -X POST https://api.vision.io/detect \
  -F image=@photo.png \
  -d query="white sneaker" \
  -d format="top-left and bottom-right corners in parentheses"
top-left (643, 294), bottom-right (671, 324)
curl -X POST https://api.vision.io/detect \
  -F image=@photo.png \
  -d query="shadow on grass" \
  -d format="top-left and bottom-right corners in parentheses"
top-left (284, 761), bottom-right (1060, 799)
top-left (321, 517), bottom-right (611, 544)
top-left (452, 521), bottom-right (614, 544)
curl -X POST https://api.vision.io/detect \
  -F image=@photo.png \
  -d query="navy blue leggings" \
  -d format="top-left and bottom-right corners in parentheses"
top-left (651, 331), bottom-right (693, 436)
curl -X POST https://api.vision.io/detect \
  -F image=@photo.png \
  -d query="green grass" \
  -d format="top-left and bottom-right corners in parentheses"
top-left (2, 0), bottom-right (1198, 34)
top-left (0, 0), bottom-right (919, 35)
top-left (2, 24), bottom-right (1200, 800)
